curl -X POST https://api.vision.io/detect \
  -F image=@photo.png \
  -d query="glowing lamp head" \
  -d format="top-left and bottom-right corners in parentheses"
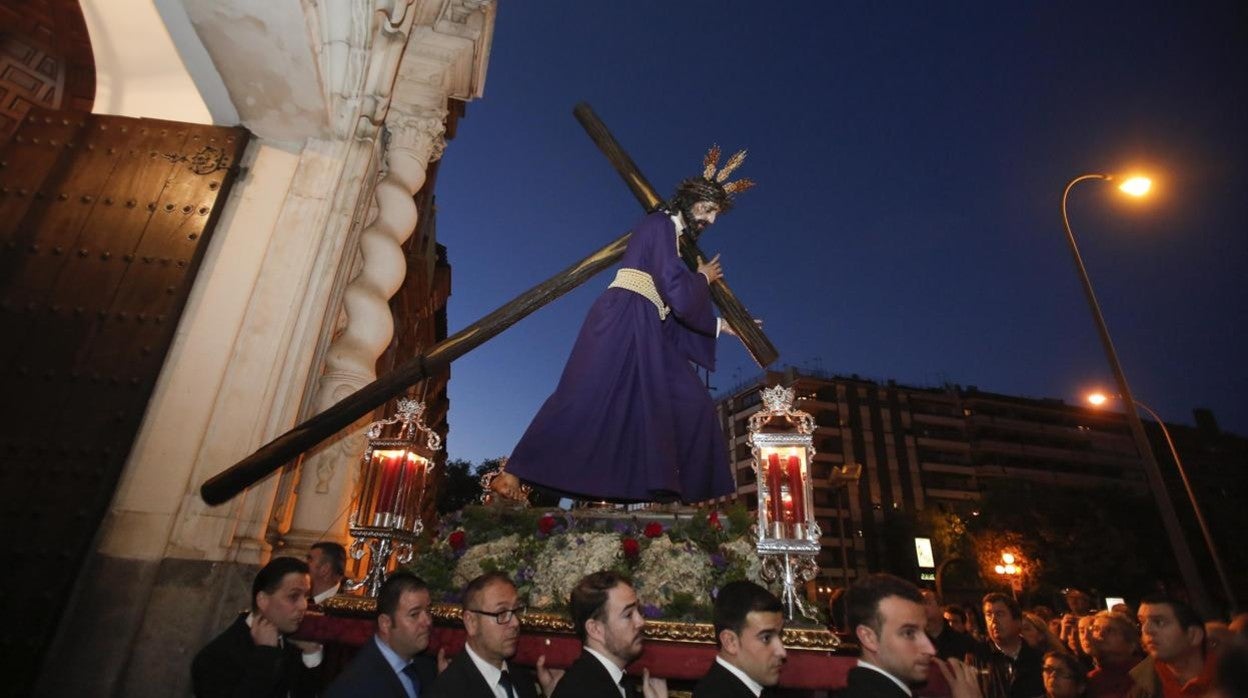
top-left (1118, 176), bottom-right (1152, 197)
top-left (995, 565), bottom-right (1007, 574)
top-left (1002, 552), bottom-right (1016, 565)
top-left (1087, 393), bottom-right (1109, 407)
top-left (1004, 564), bottom-right (1018, 575)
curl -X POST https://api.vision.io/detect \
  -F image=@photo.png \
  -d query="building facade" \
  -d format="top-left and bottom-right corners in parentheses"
top-left (716, 367), bottom-right (1164, 590)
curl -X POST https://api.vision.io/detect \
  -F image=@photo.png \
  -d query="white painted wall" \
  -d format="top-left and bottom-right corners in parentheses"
top-left (79, 0), bottom-right (232, 124)
top-left (100, 141), bottom-right (301, 562)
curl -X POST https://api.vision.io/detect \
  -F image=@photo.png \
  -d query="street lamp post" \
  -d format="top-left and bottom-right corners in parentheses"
top-left (1061, 174), bottom-right (1212, 615)
top-left (1088, 393), bottom-right (1238, 613)
top-left (994, 551), bottom-right (1024, 602)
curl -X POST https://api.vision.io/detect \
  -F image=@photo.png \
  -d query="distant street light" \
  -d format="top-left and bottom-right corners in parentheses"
top-left (1087, 392), bottom-right (1238, 612)
top-left (1060, 172), bottom-right (1212, 616)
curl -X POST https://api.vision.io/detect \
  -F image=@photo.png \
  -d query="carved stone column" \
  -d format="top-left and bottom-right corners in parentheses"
top-left (282, 105), bottom-right (447, 551)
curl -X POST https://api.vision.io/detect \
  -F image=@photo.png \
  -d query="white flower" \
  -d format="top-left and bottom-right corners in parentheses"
top-left (721, 537), bottom-right (769, 587)
top-left (530, 532), bottom-right (621, 608)
top-left (635, 536), bottom-right (712, 609)
top-left (453, 534), bottom-right (522, 588)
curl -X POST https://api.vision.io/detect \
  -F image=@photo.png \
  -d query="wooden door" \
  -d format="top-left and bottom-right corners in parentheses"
top-left (0, 108), bottom-right (248, 691)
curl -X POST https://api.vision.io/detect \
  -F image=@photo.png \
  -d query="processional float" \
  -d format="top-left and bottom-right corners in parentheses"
top-left (200, 103), bottom-right (775, 506)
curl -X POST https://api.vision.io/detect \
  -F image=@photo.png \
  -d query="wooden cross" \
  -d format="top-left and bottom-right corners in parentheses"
top-left (573, 103), bottom-right (777, 367)
top-left (199, 104), bottom-right (779, 505)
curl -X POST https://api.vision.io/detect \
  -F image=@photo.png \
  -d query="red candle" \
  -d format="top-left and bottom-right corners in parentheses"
top-left (375, 454), bottom-right (399, 514)
top-left (393, 455), bottom-right (424, 522)
top-left (766, 453), bottom-right (785, 528)
top-left (786, 455), bottom-right (806, 526)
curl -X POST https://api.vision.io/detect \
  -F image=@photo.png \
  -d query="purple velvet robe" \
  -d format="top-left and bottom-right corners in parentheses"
top-left (506, 212), bottom-right (733, 503)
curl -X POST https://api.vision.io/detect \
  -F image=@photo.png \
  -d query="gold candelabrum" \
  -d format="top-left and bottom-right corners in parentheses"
top-left (749, 385), bottom-right (822, 621)
top-left (345, 398), bottom-right (441, 597)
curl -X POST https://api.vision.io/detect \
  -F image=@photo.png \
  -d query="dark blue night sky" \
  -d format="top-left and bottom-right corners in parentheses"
top-left (432, 2), bottom-right (1247, 464)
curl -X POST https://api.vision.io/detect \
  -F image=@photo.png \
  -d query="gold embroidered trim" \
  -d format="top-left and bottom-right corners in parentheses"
top-left (608, 268), bottom-right (670, 320)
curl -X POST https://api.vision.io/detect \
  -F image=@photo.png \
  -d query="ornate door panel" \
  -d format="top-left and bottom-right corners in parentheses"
top-left (0, 109), bottom-right (249, 691)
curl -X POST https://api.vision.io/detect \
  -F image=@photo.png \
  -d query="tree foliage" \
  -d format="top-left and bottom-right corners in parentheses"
top-left (966, 479), bottom-right (1177, 603)
top-left (435, 457), bottom-right (496, 515)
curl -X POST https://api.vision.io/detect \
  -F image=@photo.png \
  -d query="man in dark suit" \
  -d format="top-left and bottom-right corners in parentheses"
top-left (428, 571), bottom-right (557, 698)
top-left (976, 592), bottom-right (1044, 698)
top-left (552, 571), bottom-right (666, 698)
top-left (191, 557), bottom-right (321, 698)
top-left (324, 571), bottom-right (437, 698)
top-left (306, 541), bottom-right (347, 608)
top-left (837, 573), bottom-right (982, 698)
top-left (922, 589), bottom-right (976, 661)
top-left (693, 581), bottom-right (786, 697)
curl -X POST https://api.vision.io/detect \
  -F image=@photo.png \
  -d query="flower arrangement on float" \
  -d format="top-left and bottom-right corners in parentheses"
top-left (403, 504), bottom-right (792, 623)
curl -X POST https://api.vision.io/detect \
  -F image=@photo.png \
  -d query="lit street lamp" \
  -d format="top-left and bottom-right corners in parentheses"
top-left (1087, 392), bottom-right (1238, 612)
top-left (1060, 173), bottom-right (1212, 615)
top-left (995, 551), bottom-right (1024, 600)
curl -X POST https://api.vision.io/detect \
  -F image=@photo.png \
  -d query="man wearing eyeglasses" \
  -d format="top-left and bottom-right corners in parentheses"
top-left (325, 572), bottom-right (436, 698)
top-left (428, 572), bottom-right (559, 698)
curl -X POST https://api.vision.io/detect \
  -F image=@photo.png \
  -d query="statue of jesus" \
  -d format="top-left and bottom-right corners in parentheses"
top-left (493, 147), bottom-right (755, 504)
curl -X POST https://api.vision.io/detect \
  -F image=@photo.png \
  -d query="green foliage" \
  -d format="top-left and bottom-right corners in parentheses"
top-left (436, 458), bottom-right (488, 515)
top-left (406, 541), bottom-right (456, 592)
top-left (663, 592), bottom-right (700, 621)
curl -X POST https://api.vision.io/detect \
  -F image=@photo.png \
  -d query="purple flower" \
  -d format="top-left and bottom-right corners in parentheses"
top-left (710, 553), bottom-right (728, 569)
top-left (641, 604), bottom-right (663, 619)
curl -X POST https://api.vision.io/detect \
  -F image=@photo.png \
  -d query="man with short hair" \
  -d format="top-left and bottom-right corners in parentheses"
top-left (838, 573), bottom-right (981, 698)
top-left (307, 542), bottom-right (347, 606)
top-left (976, 592), bottom-right (1044, 698)
top-left (922, 589), bottom-right (975, 661)
top-left (191, 557), bottom-right (320, 698)
top-left (693, 581), bottom-right (786, 697)
top-left (1129, 595), bottom-right (1214, 698)
top-left (553, 571), bottom-right (666, 698)
top-left (1087, 610), bottom-right (1141, 698)
top-left (943, 604), bottom-right (971, 636)
top-left (324, 571), bottom-right (436, 698)
top-left (428, 571), bottom-right (560, 698)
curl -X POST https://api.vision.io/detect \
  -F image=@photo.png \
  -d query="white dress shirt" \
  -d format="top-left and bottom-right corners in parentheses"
top-left (716, 655), bottom-right (764, 696)
top-left (584, 647), bottom-right (627, 698)
top-left (463, 643), bottom-right (516, 698)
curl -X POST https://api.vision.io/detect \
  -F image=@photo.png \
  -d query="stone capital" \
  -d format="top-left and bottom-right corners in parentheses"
top-left (385, 107), bottom-right (447, 163)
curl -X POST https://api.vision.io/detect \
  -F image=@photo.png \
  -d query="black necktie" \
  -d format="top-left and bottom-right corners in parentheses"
top-left (498, 669), bottom-right (517, 698)
top-left (619, 675), bottom-right (630, 698)
top-left (402, 661), bottom-right (423, 697)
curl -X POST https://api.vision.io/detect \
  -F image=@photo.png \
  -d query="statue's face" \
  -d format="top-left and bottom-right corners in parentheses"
top-left (686, 200), bottom-right (720, 234)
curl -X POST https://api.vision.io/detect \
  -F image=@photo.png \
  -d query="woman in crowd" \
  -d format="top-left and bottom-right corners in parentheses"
top-left (1042, 651), bottom-right (1089, 698)
top-left (1022, 611), bottom-right (1066, 655)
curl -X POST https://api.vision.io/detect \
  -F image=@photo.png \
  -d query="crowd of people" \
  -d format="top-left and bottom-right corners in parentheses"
top-left (919, 587), bottom-right (1247, 698)
top-left (189, 549), bottom-right (1247, 698)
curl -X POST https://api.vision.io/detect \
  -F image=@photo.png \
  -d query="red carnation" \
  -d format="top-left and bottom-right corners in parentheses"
top-left (537, 513), bottom-right (557, 535)
top-left (448, 530), bottom-right (467, 551)
top-left (709, 510), bottom-right (723, 531)
top-left (643, 522), bottom-right (664, 539)
top-left (621, 537), bottom-right (640, 559)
